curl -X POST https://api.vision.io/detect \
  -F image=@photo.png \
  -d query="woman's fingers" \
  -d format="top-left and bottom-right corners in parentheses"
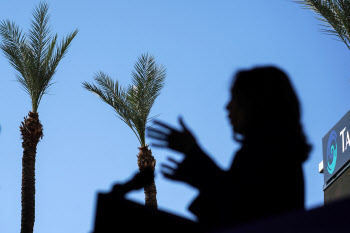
top-left (160, 156), bottom-right (184, 182)
top-left (153, 120), bottom-right (178, 132)
top-left (148, 119), bottom-right (197, 154)
top-left (161, 164), bottom-right (176, 171)
top-left (178, 116), bottom-right (189, 132)
top-left (167, 157), bottom-right (180, 166)
top-left (161, 171), bottom-right (178, 181)
top-left (151, 143), bottom-right (168, 148)
top-left (147, 127), bottom-right (169, 136)
top-left (147, 133), bottom-right (168, 141)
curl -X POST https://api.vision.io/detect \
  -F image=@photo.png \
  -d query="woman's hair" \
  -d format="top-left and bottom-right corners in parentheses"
top-left (231, 66), bottom-right (311, 162)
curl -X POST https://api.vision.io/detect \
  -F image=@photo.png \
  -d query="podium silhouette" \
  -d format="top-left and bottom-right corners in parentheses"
top-left (92, 190), bottom-right (350, 233)
top-left (92, 191), bottom-right (201, 233)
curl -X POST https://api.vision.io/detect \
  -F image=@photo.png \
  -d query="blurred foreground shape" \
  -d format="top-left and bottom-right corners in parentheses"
top-left (92, 191), bottom-right (350, 233)
top-left (92, 192), bottom-right (200, 233)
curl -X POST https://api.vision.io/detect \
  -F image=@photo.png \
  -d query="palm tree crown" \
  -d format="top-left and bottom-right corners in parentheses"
top-left (0, 1), bottom-right (78, 112)
top-left (0, 3), bottom-right (78, 233)
top-left (297, 0), bottom-right (350, 50)
top-left (83, 53), bottom-right (166, 146)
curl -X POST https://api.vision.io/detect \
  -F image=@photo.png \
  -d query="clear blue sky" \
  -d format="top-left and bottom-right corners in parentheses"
top-left (1, 1), bottom-right (350, 232)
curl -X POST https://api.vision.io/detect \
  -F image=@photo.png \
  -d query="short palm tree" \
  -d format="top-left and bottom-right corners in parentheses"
top-left (297, 0), bottom-right (350, 50)
top-left (0, 2), bottom-right (78, 233)
top-left (83, 53), bottom-right (166, 209)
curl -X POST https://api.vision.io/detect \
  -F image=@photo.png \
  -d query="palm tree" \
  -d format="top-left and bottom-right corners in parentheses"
top-left (0, 2), bottom-right (78, 233)
top-left (83, 53), bottom-right (166, 209)
top-left (297, 0), bottom-right (350, 50)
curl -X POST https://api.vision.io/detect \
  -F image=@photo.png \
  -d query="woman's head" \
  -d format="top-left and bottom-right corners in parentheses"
top-left (226, 66), bottom-right (311, 160)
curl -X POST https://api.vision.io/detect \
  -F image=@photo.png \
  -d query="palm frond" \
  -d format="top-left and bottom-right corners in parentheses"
top-left (83, 72), bottom-right (142, 145)
top-left (0, 20), bottom-right (29, 89)
top-left (296, 0), bottom-right (350, 50)
top-left (83, 53), bottom-right (166, 146)
top-left (128, 53), bottom-right (166, 145)
top-left (29, 1), bottom-right (51, 73)
top-left (0, 1), bottom-right (78, 112)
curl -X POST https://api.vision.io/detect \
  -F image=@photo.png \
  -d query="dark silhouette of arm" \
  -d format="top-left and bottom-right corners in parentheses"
top-left (111, 169), bottom-right (155, 197)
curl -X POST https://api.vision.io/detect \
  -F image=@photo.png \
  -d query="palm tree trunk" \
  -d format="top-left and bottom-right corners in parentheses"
top-left (137, 145), bottom-right (157, 209)
top-left (20, 112), bottom-right (43, 233)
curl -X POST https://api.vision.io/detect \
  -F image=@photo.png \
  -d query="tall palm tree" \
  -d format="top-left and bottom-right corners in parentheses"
top-left (83, 53), bottom-right (166, 209)
top-left (297, 0), bottom-right (350, 50)
top-left (0, 2), bottom-right (78, 233)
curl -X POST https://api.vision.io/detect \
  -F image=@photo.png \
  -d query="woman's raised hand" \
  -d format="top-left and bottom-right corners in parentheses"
top-left (147, 117), bottom-right (203, 185)
top-left (147, 117), bottom-right (198, 154)
top-left (148, 117), bottom-right (219, 188)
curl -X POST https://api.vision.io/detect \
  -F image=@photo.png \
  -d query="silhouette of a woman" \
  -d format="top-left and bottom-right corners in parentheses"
top-left (148, 66), bottom-right (311, 229)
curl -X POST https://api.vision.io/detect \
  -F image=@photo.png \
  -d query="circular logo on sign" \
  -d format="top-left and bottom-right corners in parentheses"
top-left (327, 130), bottom-right (337, 174)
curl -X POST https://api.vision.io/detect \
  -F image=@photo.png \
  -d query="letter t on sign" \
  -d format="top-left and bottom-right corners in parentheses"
top-left (340, 127), bottom-right (346, 153)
